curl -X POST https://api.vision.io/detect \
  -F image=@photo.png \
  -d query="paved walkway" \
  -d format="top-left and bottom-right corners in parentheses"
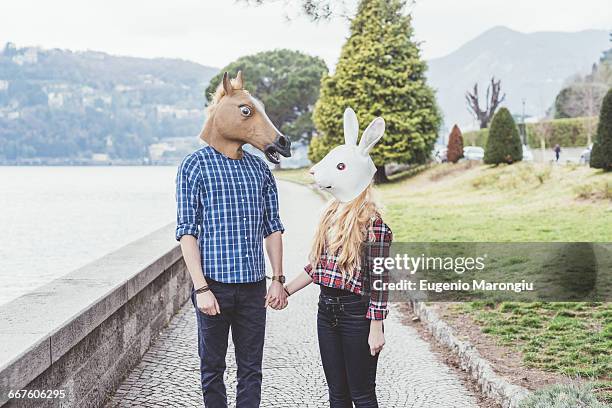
top-left (106, 181), bottom-right (478, 408)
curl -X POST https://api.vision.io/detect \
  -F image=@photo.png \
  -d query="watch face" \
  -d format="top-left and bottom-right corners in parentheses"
top-left (275, 275), bottom-right (286, 284)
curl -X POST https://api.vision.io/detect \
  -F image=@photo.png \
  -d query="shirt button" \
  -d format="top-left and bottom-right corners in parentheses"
top-left (243, 217), bottom-right (247, 221)
top-left (245, 236), bottom-right (248, 240)
top-left (246, 255), bottom-right (249, 258)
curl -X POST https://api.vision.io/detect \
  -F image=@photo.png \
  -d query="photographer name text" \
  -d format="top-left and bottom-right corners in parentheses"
top-left (374, 279), bottom-right (534, 293)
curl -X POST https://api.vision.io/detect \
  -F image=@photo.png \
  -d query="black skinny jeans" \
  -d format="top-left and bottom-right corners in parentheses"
top-left (317, 292), bottom-right (379, 408)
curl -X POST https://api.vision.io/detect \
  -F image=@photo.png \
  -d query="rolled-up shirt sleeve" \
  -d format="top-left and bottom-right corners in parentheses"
top-left (366, 219), bottom-right (393, 320)
top-left (262, 166), bottom-right (284, 237)
top-left (175, 154), bottom-right (202, 241)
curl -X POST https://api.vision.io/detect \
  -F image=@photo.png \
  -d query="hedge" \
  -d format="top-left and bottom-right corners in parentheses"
top-left (463, 116), bottom-right (598, 148)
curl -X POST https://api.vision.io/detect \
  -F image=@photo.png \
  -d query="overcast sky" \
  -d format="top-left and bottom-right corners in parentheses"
top-left (1, 0), bottom-right (610, 69)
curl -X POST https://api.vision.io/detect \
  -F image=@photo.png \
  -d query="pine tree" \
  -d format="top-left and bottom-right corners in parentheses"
top-left (310, 0), bottom-right (441, 182)
top-left (483, 107), bottom-right (522, 165)
top-left (590, 88), bottom-right (612, 171)
top-left (446, 125), bottom-right (464, 163)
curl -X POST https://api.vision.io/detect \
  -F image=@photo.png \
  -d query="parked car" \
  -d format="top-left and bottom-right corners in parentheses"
top-left (579, 145), bottom-right (592, 164)
top-left (522, 145), bottom-right (533, 162)
top-left (463, 146), bottom-right (485, 161)
top-left (433, 147), bottom-right (447, 163)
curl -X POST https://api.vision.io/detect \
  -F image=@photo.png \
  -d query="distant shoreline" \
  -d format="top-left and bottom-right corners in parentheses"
top-left (0, 159), bottom-right (181, 166)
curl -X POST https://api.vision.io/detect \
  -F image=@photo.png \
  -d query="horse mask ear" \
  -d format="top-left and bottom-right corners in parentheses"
top-left (234, 71), bottom-right (244, 90)
top-left (343, 107), bottom-right (359, 146)
top-left (358, 117), bottom-right (385, 155)
top-left (222, 72), bottom-right (234, 96)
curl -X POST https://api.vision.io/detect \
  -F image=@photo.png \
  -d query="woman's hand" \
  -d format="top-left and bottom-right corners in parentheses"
top-left (197, 291), bottom-right (220, 315)
top-left (368, 320), bottom-right (385, 356)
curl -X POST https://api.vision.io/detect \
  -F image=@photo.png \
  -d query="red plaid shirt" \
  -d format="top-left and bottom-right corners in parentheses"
top-left (305, 217), bottom-right (392, 320)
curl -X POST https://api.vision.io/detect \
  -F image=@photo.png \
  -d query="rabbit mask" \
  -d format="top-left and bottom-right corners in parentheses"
top-left (310, 107), bottom-right (385, 203)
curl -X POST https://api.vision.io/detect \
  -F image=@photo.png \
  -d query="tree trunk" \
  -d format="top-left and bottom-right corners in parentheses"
top-left (373, 165), bottom-right (389, 184)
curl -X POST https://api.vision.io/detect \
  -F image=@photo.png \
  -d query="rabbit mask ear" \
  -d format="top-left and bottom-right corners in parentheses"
top-left (358, 117), bottom-right (385, 155)
top-left (343, 107), bottom-right (359, 146)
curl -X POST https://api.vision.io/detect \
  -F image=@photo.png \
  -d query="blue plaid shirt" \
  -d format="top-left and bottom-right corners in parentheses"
top-left (175, 146), bottom-right (284, 283)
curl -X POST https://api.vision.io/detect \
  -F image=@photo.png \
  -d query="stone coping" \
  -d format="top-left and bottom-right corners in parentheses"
top-left (0, 223), bottom-right (181, 396)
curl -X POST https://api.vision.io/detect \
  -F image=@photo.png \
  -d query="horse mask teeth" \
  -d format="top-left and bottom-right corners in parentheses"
top-left (310, 107), bottom-right (385, 203)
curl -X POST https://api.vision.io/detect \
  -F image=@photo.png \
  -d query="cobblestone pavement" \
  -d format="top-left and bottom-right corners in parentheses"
top-left (106, 181), bottom-right (478, 408)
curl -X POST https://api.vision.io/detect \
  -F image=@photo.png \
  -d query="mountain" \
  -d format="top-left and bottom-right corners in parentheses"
top-left (426, 26), bottom-right (610, 131)
top-left (0, 43), bottom-right (218, 162)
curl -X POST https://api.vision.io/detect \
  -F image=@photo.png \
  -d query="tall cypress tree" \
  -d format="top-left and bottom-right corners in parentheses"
top-left (590, 88), bottom-right (612, 171)
top-left (310, 0), bottom-right (441, 182)
top-left (484, 107), bottom-right (522, 165)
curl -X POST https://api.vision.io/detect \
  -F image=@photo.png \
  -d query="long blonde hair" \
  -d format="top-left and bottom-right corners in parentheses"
top-left (309, 185), bottom-right (379, 279)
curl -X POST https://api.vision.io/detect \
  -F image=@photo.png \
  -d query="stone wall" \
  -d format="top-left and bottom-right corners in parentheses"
top-left (0, 224), bottom-right (191, 408)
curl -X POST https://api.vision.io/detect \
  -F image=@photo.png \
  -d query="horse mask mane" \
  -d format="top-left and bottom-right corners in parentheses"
top-left (200, 71), bottom-right (291, 164)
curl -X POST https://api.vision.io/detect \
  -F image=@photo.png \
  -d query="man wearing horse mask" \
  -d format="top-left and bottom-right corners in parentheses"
top-left (175, 71), bottom-right (291, 408)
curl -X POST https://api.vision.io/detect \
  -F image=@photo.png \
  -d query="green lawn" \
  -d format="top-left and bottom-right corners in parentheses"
top-left (376, 162), bottom-right (612, 242)
top-left (275, 162), bottom-right (612, 401)
top-left (456, 301), bottom-right (611, 375)
top-left (275, 163), bottom-right (612, 243)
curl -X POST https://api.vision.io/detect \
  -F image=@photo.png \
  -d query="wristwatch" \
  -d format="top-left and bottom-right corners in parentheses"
top-left (271, 275), bottom-right (286, 284)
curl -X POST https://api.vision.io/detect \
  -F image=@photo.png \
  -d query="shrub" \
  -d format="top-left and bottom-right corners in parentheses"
top-left (465, 117), bottom-right (599, 148)
top-left (463, 128), bottom-right (489, 147)
top-left (527, 117), bottom-right (599, 148)
top-left (573, 180), bottom-right (612, 200)
top-left (446, 124), bottom-right (464, 163)
top-left (472, 163), bottom-right (551, 190)
top-left (484, 107), bottom-right (523, 164)
top-left (519, 383), bottom-right (608, 408)
top-left (590, 88), bottom-right (612, 171)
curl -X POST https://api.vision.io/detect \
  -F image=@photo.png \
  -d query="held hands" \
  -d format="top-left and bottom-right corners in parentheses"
top-left (265, 280), bottom-right (288, 310)
top-left (196, 291), bottom-right (220, 315)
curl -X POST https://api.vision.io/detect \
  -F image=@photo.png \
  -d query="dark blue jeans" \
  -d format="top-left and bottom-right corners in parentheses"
top-left (317, 293), bottom-right (379, 408)
top-left (192, 278), bottom-right (266, 408)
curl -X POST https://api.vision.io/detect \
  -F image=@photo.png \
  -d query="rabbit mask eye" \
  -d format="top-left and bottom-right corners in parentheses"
top-left (336, 163), bottom-right (346, 171)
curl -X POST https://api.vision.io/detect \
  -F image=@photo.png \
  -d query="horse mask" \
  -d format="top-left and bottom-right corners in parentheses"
top-left (310, 108), bottom-right (385, 203)
top-left (201, 71), bottom-right (291, 164)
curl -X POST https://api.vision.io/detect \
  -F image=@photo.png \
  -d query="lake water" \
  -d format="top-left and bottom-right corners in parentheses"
top-left (0, 166), bottom-right (178, 306)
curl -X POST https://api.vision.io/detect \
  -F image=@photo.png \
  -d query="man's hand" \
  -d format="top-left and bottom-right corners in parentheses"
top-left (265, 281), bottom-right (288, 310)
top-left (196, 291), bottom-right (220, 315)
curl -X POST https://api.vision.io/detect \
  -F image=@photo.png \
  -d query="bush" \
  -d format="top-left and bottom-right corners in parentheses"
top-left (463, 128), bottom-right (489, 147)
top-left (464, 117), bottom-right (599, 148)
top-left (446, 124), bottom-right (464, 163)
top-left (590, 88), bottom-right (612, 171)
top-left (472, 163), bottom-right (550, 190)
top-left (527, 117), bottom-right (599, 148)
top-left (573, 180), bottom-right (612, 200)
top-left (519, 383), bottom-right (608, 408)
top-left (484, 107), bottom-right (522, 164)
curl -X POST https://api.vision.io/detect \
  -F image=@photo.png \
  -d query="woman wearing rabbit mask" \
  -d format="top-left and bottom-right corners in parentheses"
top-left (283, 108), bottom-right (392, 408)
